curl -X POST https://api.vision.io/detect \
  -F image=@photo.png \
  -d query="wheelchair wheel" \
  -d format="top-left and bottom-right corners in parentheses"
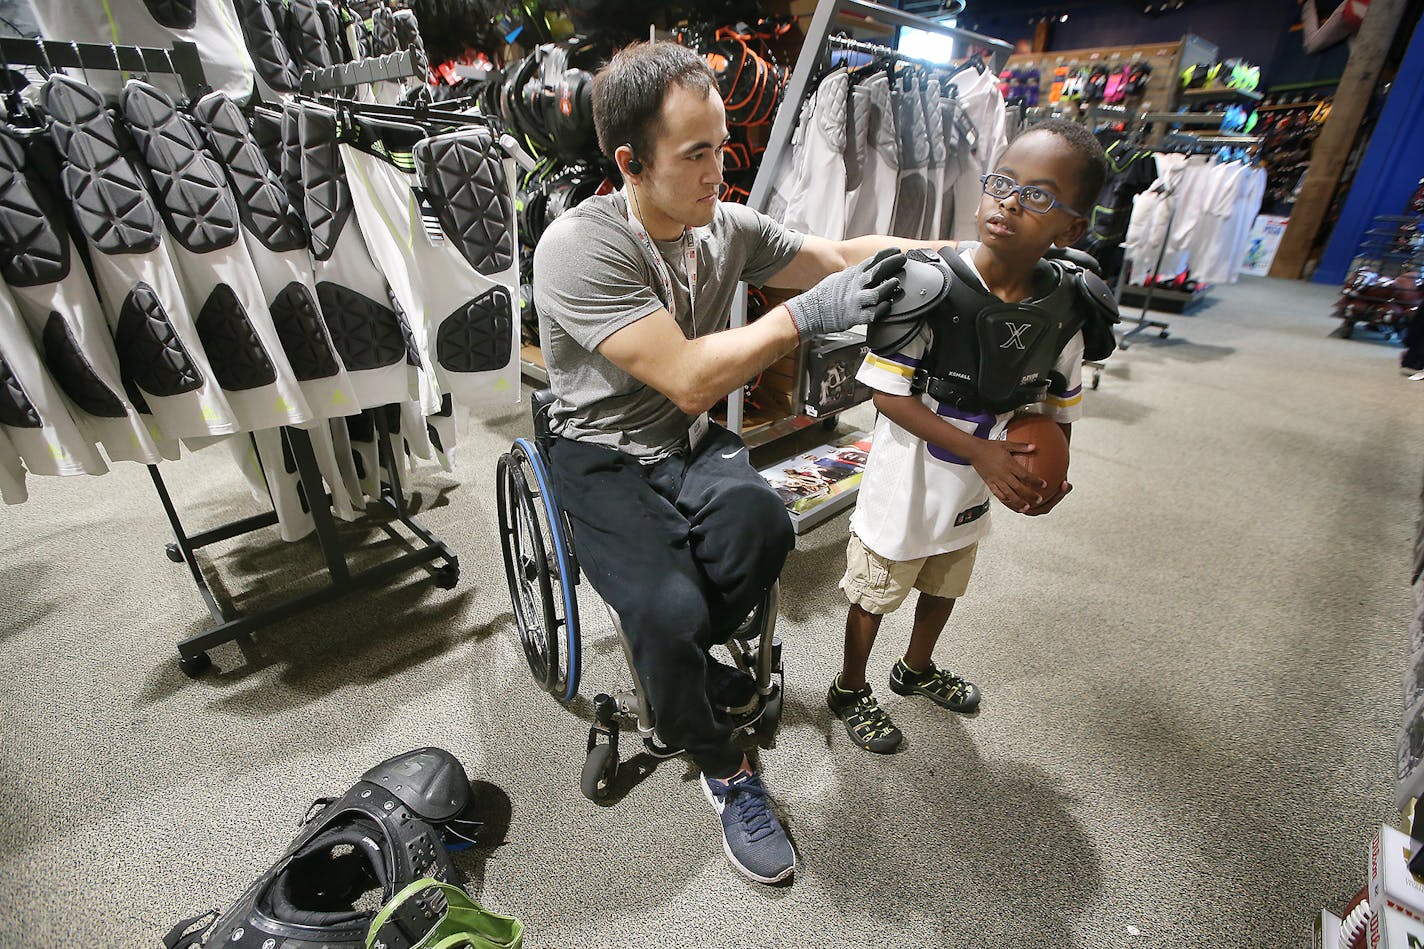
top-left (496, 440), bottom-right (581, 700)
top-left (580, 742), bottom-right (617, 801)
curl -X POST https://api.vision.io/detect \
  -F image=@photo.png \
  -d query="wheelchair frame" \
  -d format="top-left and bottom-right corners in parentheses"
top-left (496, 392), bottom-right (784, 801)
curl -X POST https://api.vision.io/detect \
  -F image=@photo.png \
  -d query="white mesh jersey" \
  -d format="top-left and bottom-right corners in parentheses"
top-left (849, 246), bottom-right (1084, 562)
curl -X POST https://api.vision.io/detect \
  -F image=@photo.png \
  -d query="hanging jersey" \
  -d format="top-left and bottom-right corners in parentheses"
top-left (0, 425), bottom-right (26, 503)
top-left (42, 75), bottom-right (241, 440)
top-left (0, 125), bottom-right (175, 464)
top-left (0, 277), bottom-right (108, 476)
top-left (30, 0), bottom-right (256, 103)
top-left (948, 67), bottom-right (1009, 241)
top-left (891, 76), bottom-right (931, 241)
top-left (294, 100), bottom-right (422, 411)
top-left (191, 90), bottom-right (360, 422)
top-left (920, 80), bottom-right (947, 241)
top-left (119, 80), bottom-right (314, 433)
top-left (845, 73), bottom-right (897, 239)
top-left (783, 69), bottom-right (848, 240)
top-left (342, 120), bottom-right (520, 414)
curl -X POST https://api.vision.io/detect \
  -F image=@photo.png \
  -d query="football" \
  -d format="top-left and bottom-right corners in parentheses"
top-left (1005, 414), bottom-right (1069, 510)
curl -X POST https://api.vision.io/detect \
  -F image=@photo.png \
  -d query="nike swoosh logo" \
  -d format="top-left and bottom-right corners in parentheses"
top-left (722, 448), bottom-right (746, 459)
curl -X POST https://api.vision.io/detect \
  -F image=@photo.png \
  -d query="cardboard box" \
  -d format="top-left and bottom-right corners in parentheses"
top-left (1316, 908), bottom-right (1343, 949)
top-left (1370, 825), bottom-right (1424, 926)
top-left (802, 331), bottom-right (871, 418)
top-left (1369, 904), bottom-right (1424, 947)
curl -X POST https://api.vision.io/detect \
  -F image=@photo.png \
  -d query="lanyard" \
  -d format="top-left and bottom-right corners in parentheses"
top-left (624, 188), bottom-right (698, 334)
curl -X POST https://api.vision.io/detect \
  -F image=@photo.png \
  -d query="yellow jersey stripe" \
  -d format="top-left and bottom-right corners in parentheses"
top-left (864, 353), bottom-right (915, 378)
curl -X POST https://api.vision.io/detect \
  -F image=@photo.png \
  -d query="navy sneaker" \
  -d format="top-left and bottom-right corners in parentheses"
top-left (700, 769), bottom-right (795, 884)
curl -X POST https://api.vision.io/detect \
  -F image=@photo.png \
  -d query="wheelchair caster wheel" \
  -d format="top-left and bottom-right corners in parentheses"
top-left (755, 683), bottom-right (783, 739)
top-left (1090, 369), bottom-right (1101, 390)
top-left (179, 652), bottom-right (212, 678)
top-left (580, 742), bottom-right (618, 801)
top-left (165, 543), bottom-right (183, 564)
top-left (432, 564), bottom-right (459, 590)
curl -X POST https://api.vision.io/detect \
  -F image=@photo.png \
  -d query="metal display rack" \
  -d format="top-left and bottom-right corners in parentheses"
top-left (4, 36), bottom-right (461, 675)
top-left (729, 0), bottom-right (1010, 532)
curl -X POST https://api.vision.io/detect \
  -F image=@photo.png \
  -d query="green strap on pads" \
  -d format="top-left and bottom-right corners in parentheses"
top-left (366, 878), bottom-right (524, 949)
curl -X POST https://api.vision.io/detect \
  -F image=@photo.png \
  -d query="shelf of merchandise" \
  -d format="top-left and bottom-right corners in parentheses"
top-left (1005, 34), bottom-right (1218, 118)
top-left (1178, 86), bottom-right (1263, 105)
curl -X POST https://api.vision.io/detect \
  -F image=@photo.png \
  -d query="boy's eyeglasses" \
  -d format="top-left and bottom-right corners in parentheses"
top-left (979, 173), bottom-right (1083, 217)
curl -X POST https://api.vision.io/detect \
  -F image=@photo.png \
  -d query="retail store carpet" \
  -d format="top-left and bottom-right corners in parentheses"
top-left (0, 276), bottom-right (1418, 948)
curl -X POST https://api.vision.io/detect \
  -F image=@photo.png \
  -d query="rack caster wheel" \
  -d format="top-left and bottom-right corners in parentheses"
top-left (820, 415), bottom-right (838, 431)
top-left (165, 543), bottom-right (183, 564)
top-left (432, 564), bottom-right (459, 590)
top-left (179, 652), bottom-right (212, 678)
top-left (580, 742), bottom-right (618, 801)
top-left (1159, 329), bottom-right (1170, 339)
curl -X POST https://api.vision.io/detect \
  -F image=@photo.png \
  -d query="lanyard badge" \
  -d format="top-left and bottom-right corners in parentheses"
top-left (624, 189), bottom-right (709, 451)
top-left (624, 188), bottom-right (699, 333)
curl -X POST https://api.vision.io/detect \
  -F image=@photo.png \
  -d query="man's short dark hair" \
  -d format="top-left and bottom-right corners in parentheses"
top-left (591, 42), bottom-right (716, 167)
top-left (1023, 118), bottom-right (1110, 211)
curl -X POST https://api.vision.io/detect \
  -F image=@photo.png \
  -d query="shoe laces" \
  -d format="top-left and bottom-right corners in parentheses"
top-left (847, 693), bottom-right (894, 739)
top-left (720, 775), bottom-right (778, 843)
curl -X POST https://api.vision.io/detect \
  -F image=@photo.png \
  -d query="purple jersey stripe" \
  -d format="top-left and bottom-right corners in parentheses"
top-left (877, 350), bottom-right (920, 369)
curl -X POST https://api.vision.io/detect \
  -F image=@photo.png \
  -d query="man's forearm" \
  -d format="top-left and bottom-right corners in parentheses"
top-left (674, 308), bottom-right (802, 415)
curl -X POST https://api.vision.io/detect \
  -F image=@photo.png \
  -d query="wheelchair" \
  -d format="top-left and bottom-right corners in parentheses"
top-left (495, 390), bottom-right (785, 801)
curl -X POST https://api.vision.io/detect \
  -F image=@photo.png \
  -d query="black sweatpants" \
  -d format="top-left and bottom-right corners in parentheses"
top-left (548, 423), bottom-right (795, 777)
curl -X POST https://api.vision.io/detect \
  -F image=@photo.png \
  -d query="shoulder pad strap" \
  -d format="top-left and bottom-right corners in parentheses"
top-left (1044, 245), bottom-right (1103, 276)
top-left (939, 246), bottom-right (985, 291)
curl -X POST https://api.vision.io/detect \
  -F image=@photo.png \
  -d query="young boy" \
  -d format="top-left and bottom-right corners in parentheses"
top-left (827, 119), bottom-right (1111, 752)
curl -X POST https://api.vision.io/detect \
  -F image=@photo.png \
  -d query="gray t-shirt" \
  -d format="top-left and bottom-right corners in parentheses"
top-left (533, 192), bottom-right (804, 461)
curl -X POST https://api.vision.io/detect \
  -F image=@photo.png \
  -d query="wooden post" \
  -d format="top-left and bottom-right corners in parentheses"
top-left (1033, 18), bottom-right (1050, 53)
top-left (1269, 0), bottom-right (1411, 278)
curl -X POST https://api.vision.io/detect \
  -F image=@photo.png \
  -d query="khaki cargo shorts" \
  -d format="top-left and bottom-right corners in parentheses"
top-left (839, 532), bottom-right (977, 615)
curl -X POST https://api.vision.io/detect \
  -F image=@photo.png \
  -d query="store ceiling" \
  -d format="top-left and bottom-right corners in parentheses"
top-left (898, 0), bottom-right (1189, 21)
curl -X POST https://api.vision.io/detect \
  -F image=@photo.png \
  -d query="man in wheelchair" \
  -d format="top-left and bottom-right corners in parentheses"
top-left (532, 41), bottom-right (943, 885)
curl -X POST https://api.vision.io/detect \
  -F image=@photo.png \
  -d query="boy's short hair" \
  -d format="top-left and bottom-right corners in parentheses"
top-left (1022, 118), bottom-right (1109, 211)
top-left (591, 42), bottom-right (716, 167)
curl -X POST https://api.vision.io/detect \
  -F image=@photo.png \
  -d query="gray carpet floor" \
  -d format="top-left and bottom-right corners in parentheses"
top-left (0, 276), bottom-right (1418, 948)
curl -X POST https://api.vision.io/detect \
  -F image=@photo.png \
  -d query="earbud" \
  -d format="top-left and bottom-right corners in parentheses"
top-left (623, 143), bottom-right (643, 176)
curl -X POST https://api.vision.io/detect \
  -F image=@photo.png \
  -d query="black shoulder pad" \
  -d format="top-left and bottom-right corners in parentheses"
top-left (866, 248), bottom-right (948, 355)
top-left (359, 747), bottom-right (471, 823)
top-left (1073, 267), bottom-right (1119, 362)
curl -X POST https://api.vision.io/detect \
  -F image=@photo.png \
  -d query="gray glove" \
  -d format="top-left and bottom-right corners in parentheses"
top-left (785, 247), bottom-right (907, 340)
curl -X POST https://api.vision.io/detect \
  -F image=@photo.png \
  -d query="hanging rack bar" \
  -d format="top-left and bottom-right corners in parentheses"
top-left (0, 37), bottom-right (208, 99)
top-left (839, 0), bottom-right (1012, 57)
top-left (826, 34), bottom-right (945, 72)
top-left (300, 47), bottom-right (422, 93)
